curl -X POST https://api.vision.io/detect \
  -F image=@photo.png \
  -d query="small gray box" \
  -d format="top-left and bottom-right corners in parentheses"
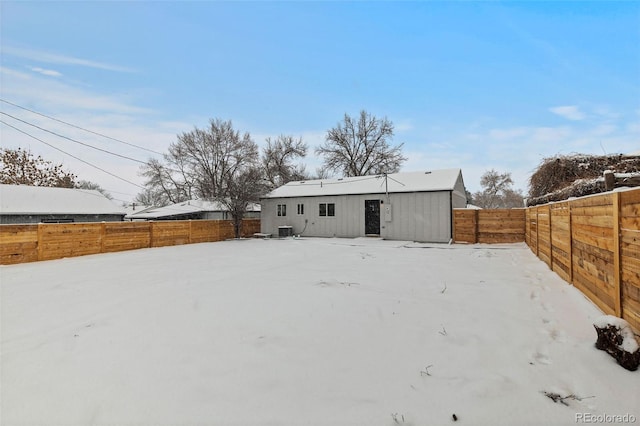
top-left (278, 226), bottom-right (293, 237)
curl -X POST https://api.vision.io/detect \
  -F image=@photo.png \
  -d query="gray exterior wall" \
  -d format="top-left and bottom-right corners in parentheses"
top-left (451, 173), bottom-right (468, 209)
top-left (261, 191), bottom-right (455, 243)
top-left (0, 214), bottom-right (125, 224)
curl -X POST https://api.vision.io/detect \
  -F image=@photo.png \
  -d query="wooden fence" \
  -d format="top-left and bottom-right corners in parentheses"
top-left (454, 193), bottom-right (640, 332)
top-left (526, 188), bottom-right (640, 333)
top-left (454, 209), bottom-right (526, 243)
top-left (0, 219), bottom-right (261, 265)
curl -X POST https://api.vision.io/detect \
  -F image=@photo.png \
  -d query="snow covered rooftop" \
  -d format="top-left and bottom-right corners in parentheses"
top-left (0, 184), bottom-right (125, 215)
top-left (126, 199), bottom-right (261, 219)
top-left (262, 169), bottom-right (462, 199)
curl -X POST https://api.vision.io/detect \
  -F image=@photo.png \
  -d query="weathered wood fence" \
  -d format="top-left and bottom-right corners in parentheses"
top-left (454, 209), bottom-right (526, 243)
top-left (0, 219), bottom-right (261, 265)
top-left (525, 189), bottom-right (640, 332)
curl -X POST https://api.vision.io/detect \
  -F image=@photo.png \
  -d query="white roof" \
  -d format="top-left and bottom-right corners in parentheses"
top-left (262, 169), bottom-right (462, 199)
top-left (0, 184), bottom-right (125, 215)
top-left (123, 204), bottom-right (152, 217)
top-left (126, 199), bottom-right (261, 219)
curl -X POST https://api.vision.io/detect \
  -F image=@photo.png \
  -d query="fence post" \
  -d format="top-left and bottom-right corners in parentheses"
top-left (37, 223), bottom-right (44, 261)
top-left (471, 210), bottom-right (477, 243)
top-left (535, 206), bottom-right (540, 259)
top-left (548, 204), bottom-right (554, 269)
top-left (567, 202), bottom-right (573, 284)
top-left (149, 222), bottom-right (155, 248)
top-left (100, 222), bottom-right (106, 253)
top-left (612, 191), bottom-right (622, 317)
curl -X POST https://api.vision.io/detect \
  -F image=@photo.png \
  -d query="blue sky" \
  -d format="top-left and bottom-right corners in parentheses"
top-left (1, 1), bottom-right (639, 204)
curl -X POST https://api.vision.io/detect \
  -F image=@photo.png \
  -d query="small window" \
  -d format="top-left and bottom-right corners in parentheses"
top-left (297, 204), bottom-right (304, 215)
top-left (277, 204), bottom-right (287, 217)
top-left (319, 203), bottom-right (335, 217)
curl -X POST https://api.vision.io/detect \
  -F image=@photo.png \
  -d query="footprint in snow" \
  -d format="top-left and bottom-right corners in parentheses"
top-left (541, 302), bottom-right (554, 312)
top-left (533, 349), bottom-right (552, 365)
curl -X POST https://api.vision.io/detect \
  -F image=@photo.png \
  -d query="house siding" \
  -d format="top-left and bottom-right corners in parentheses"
top-left (261, 191), bottom-right (453, 242)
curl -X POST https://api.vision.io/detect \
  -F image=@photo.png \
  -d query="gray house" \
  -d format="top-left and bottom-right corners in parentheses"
top-left (260, 169), bottom-right (467, 243)
top-left (0, 184), bottom-right (125, 224)
top-left (125, 199), bottom-right (261, 221)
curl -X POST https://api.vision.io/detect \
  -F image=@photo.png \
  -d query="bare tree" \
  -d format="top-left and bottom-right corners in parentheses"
top-left (219, 167), bottom-right (267, 238)
top-left (138, 158), bottom-right (193, 206)
top-left (473, 169), bottom-right (524, 209)
top-left (316, 110), bottom-right (406, 177)
top-left (262, 135), bottom-right (308, 189)
top-left (137, 119), bottom-right (264, 237)
top-left (0, 147), bottom-right (76, 187)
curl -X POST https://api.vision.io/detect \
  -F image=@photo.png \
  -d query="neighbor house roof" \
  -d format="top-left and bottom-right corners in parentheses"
top-left (0, 184), bottom-right (125, 215)
top-left (126, 199), bottom-right (261, 220)
top-left (261, 169), bottom-right (463, 199)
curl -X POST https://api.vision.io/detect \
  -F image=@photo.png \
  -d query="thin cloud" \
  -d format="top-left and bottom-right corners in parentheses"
top-left (1, 66), bottom-right (151, 115)
top-left (4, 45), bottom-right (135, 73)
top-left (549, 105), bottom-right (585, 121)
top-left (29, 66), bottom-right (62, 77)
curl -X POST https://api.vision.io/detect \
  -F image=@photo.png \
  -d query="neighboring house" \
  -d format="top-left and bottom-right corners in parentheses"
top-left (123, 203), bottom-right (151, 217)
top-left (125, 199), bottom-right (261, 221)
top-left (260, 169), bottom-right (467, 243)
top-left (0, 184), bottom-right (126, 224)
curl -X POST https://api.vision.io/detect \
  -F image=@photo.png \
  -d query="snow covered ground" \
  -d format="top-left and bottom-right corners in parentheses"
top-left (1, 238), bottom-right (638, 425)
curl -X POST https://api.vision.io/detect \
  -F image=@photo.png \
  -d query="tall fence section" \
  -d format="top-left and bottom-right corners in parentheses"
top-left (0, 219), bottom-right (261, 265)
top-left (454, 188), bottom-right (640, 332)
top-left (525, 189), bottom-right (640, 332)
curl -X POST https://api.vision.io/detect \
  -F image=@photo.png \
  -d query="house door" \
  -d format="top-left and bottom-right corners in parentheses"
top-left (365, 200), bottom-right (381, 235)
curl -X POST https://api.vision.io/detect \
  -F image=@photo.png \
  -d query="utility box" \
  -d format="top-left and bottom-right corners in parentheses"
top-left (278, 226), bottom-right (294, 237)
top-left (384, 204), bottom-right (393, 222)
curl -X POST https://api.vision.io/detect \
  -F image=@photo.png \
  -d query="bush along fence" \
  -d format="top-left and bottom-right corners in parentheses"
top-left (0, 219), bottom-right (261, 265)
top-left (525, 188), bottom-right (640, 333)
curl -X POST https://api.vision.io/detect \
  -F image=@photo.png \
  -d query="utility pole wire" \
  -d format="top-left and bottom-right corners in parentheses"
top-left (0, 98), bottom-right (165, 155)
top-left (0, 120), bottom-right (145, 189)
top-left (1, 111), bottom-right (147, 164)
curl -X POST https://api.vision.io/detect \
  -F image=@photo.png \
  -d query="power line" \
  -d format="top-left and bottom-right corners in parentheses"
top-left (0, 120), bottom-right (145, 189)
top-left (0, 111), bottom-right (147, 164)
top-left (0, 98), bottom-right (165, 156)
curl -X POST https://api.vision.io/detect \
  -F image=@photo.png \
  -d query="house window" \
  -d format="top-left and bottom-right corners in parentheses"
top-left (297, 204), bottom-right (304, 215)
top-left (319, 203), bottom-right (335, 217)
top-left (277, 204), bottom-right (287, 217)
